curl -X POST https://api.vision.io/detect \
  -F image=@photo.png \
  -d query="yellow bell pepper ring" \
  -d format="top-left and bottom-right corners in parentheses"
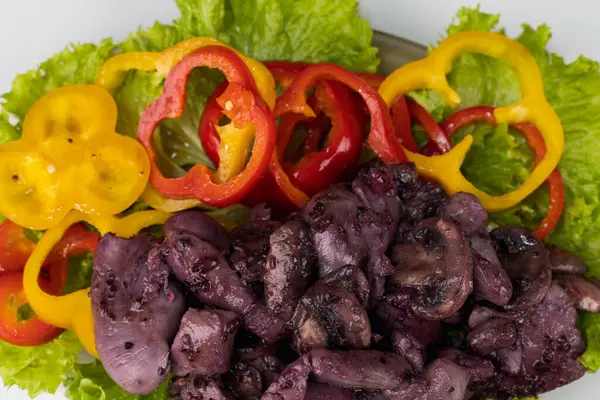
top-left (378, 31), bottom-right (564, 212)
top-left (23, 210), bottom-right (171, 358)
top-left (0, 85), bottom-right (151, 230)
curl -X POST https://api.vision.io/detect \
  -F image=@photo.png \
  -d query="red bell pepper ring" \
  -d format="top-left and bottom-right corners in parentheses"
top-left (273, 63), bottom-right (405, 164)
top-left (277, 81), bottom-right (365, 196)
top-left (390, 97), bottom-right (418, 152)
top-left (138, 46), bottom-right (277, 207)
top-left (437, 106), bottom-right (565, 240)
top-left (0, 221), bottom-right (98, 346)
top-left (406, 98), bottom-right (452, 155)
top-left (198, 82), bottom-right (227, 166)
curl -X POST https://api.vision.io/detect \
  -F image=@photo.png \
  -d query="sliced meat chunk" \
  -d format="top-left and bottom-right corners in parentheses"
top-left (438, 192), bottom-right (487, 235)
top-left (170, 308), bottom-right (240, 376)
top-left (169, 376), bottom-right (234, 400)
top-left (555, 274), bottom-right (600, 312)
top-left (230, 220), bottom-right (282, 283)
top-left (546, 243), bottom-right (587, 275)
top-left (265, 219), bottom-right (316, 321)
top-left (91, 234), bottom-right (185, 395)
top-left (164, 210), bottom-right (230, 253)
top-left (491, 226), bottom-right (551, 310)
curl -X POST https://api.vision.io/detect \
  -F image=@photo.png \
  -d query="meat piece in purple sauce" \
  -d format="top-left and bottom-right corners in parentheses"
top-left (170, 308), bottom-right (240, 376)
top-left (390, 217), bottom-right (473, 320)
top-left (372, 292), bottom-right (442, 349)
top-left (164, 210), bottom-right (230, 253)
top-left (224, 362), bottom-right (264, 400)
top-left (163, 228), bottom-right (285, 342)
top-left (436, 348), bottom-right (494, 383)
top-left (230, 220), bottom-right (282, 284)
top-left (491, 226), bottom-right (552, 310)
top-left (469, 229), bottom-right (513, 306)
top-left (438, 192), bottom-right (487, 235)
top-left (319, 265), bottom-right (370, 307)
top-left (91, 234), bottom-right (185, 395)
top-left (391, 331), bottom-right (426, 373)
top-left (555, 274), bottom-right (600, 312)
top-left (304, 382), bottom-right (353, 400)
top-left (546, 243), bottom-right (588, 275)
top-left (169, 376), bottom-right (234, 400)
top-left (468, 284), bottom-right (586, 399)
top-left (264, 219), bottom-right (316, 321)
top-left (383, 358), bottom-right (470, 400)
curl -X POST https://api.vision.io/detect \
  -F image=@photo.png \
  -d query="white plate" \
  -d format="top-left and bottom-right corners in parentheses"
top-left (0, 0), bottom-right (598, 399)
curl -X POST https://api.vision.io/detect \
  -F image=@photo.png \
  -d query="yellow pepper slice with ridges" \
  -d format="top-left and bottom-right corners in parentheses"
top-left (23, 210), bottom-right (172, 358)
top-left (96, 38), bottom-right (277, 208)
top-left (378, 31), bottom-right (563, 212)
top-left (0, 85), bottom-right (150, 230)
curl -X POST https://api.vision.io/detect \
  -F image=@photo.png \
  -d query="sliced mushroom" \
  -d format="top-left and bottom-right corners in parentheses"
top-left (292, 283), bottom-right (371, 354)
top-left (91, 234), bottom-right (185, 395)
top-left (390, 217), bottom-right (473, 320)
top-left (224, 362), bottom-right (264, 400)
top-left (264, 219), bottom-right (316, 321)
top-left (491, 226), bottom-right (551, 310)
top-left (546, 243), bottom-right (587, 275)
top-left (555, 274), bottom-right (600, 312)
top-left (437, 348), bottom-right (495, 383)
top-left (170, 308), bottom-right (240, 376)
top-left (261, 357), bottom-right (311, 400)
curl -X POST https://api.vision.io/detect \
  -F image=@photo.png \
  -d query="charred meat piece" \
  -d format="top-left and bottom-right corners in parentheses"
top-left (467, 317), bottom-right (517, 356)
top-left (372, 292), bottom-right (442, 348)
top-left (438, 192), bottom-right (487, 235)
top-left (170, 308), bottom-right (240, 376)
top-left (261, 357), bottom-right (312, 400)
top-left (546, 243), bottom-right (587, 275)
top-left (469, 229), bottom-right (513, 306)
top-left (303, 185), bottom-right (368, 276)
top-left (169, 376), bottom-right (234, 400)
top-left (164, 229), bottom-right (285, 342)
top-left (225, 362), bottom-right (264, 400)
top-left (292, 283), bottom-right (371, 354)
top-left (390, 217), bottom-right (473, 320)
top-left (555, 274), bottom-right (600, 312)
top-left (467, 284), bottom-right (586, 399)
top-left (436, 348), bottom-right (495, 383)
top-left (304, 382), bottom-right (353, 400)
top-left (319, 265), bottom-right (370, 307)
top-left (264, 219), bottom-right (316, 321)
top-left (309, 349), bottom-right (413, 391)
top-left (164, 210), bottom-right (230, 253)
top-left (383, 358), bottom-right (470, 400)
top-left (230, 220), bottom-right (282, 283)
top-left (352, 162), bottom-right (402, 277)
top-left (391, 331), bottom-right (426, 373)
top-left (91, 234), bottom-right (185, 395)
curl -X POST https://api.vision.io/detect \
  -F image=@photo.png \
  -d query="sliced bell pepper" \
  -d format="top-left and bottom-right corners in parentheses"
top-left (0, 85), bottom-right (150, 230)
top-left (277, 81), bottom-right (365, 196)
top-left (406, 98), bottom-right (452, 154)
top-left (138, 46), bottom-right (277, 207)
top-left (0, 220), bottom-right (98, 346)
top-left (437, 106), bottom-right (564, 239)
top-left (0, 272), bottom-right (65, 346)
top-left (23, 209), bottom-right (171, 357)
top-left (390, 96), bottom-right (418, 152)
top-left (378, 31), bottom-right (563, 212)
top-left (274, 63), bottom-right (404, 165)
top-left (97, 37), bottom-right (277, 208)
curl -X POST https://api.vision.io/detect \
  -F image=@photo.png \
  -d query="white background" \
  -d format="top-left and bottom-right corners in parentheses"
top-left (0, 0), bottom-right (599, 399)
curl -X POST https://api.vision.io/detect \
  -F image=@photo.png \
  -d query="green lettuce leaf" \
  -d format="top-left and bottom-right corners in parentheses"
top-left (66, 361), bottom-right (169, 400)
top-left (0, 332), bottom-right (83, 397)
top-left (422, 6), bottom-right (600, 371)
top-left (580, 312), bottom-right (600, 373)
